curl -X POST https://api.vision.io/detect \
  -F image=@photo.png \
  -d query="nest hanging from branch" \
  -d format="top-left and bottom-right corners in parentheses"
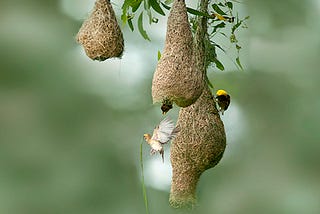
top-left (169, 85), bottom-right (226, 208)
top-left (76, 0), bottom-right (124, 61)
top-left (152, 0), bottom-right (204, 109)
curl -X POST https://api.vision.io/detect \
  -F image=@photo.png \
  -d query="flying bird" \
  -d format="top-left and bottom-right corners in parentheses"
top-left (143, 118), bottom-right (179, 162)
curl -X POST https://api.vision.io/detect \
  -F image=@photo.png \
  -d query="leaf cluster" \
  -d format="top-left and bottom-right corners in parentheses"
top-left (203, 1), bottom-right (249, 71)
top-left (121, 0), bottom-right (249, 71)
top-left (121, 0), bottom-right (169, 40)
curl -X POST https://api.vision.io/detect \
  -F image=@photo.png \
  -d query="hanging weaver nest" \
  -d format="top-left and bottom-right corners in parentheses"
top-left (76, 0), bottom-right (124, 61)
top-left (152, 0), bottom-right (204, 109)
top-left (169, 85), bottom-right (226, 208)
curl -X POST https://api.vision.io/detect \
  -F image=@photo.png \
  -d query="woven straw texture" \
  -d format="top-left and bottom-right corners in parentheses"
top-left (152, 0), bottom-right (204, 107)
top-left (77, 0), bottom-right (124, 61)
top-left (169, 85), bottom-right (226, 208)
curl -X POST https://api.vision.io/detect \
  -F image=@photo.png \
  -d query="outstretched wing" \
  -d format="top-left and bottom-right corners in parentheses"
top-left (155, 117), bottom-right (179, 144)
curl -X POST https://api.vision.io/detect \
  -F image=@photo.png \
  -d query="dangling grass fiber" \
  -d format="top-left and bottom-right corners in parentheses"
top-left (140, 140), bottom-right (149, 214)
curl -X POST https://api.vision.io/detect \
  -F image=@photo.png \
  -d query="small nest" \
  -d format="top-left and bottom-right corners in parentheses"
top-left (152, 0), bottom-right (204, 107)
top-left (76, 0), bottom-right (124, 61)
top-left (169, 85), bottom-right (226, 208)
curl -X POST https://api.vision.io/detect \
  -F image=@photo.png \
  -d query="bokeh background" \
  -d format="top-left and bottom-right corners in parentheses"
top-left (1, 0), bottom-right (320, 213)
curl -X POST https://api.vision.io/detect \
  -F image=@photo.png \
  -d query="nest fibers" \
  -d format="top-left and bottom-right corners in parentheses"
top-left (76, 0), bottom-right (124, 61)
top-left (169, 85), bottom-right (226, 208)
top-left (152, 0), bottom-right (204, 108)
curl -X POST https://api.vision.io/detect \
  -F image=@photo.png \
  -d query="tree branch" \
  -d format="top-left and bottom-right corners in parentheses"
top-left (194, 0), bottom-right (209, 77)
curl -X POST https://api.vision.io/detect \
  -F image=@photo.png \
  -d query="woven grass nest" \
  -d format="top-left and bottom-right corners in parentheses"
top-left (169, 85), bottom-right (226, 208)
top-left (152, 0), bottom-right (204, 108)
top-left (77, 0), bottom-right (124, 61)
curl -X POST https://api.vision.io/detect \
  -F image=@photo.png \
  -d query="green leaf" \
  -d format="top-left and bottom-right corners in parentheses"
top-left (121, 0), bottom-right (136, 24)
top-left (157, 51), bottom-right (161, 60)
top-left (225, 1), bottom-right (233, 10)
top-left (150, 0), bottom-right (165, 16)
top-left (219, 32), bottom-right (227, 38)
top-left (122, 0), bottom-right (132, 11)
top-left (231, 14), bottom-right (250, 33)
top-left (236, 57), bottom-right (243, 70)
top-left (146, 7), bottom-right (152, 24)
top-left (138, 12), bottom-right (151, 41)
top-left (205, 75), bottom-right (214, 89)
top-left (212, 22), bottom-right (225, 33)
top-left (214, 43), bottom-right (225, 53)
top-left (214, 22), bottom-right (226, 28)
top-left (164, 0), bottom-right (173, 4)
top-left (232, 21), bottom-right (242, 33)
top-left (121, 13), bottom-right (127, 24)
top-left (160, 3), bottom-right (211, 18)
top-left (212, 4), bottom-right (227, 15)
top-left (214, 58), bottom-right (225, 71)
top-left (186, 7), bottom-right (211, 18)
top-left (132, 0), bottom-right (143, 12)
top-left (230, 33), bottom-right (238, 43)
top-left (144, 0), bottom-right (150, 9)
top-left (204, 39), bottom-right (217, 67)
top-left (128, 18), bottom-right (134, 31)
top-left (160, 2), bottom-right (171, 10)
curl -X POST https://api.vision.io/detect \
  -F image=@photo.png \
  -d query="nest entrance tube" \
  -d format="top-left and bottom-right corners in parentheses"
top-left (76, 0), bottom-right (124, 61)
top-left (152, 0), bottom-right (204, 108)
top-left (169, 86), bottom-right (226, 208)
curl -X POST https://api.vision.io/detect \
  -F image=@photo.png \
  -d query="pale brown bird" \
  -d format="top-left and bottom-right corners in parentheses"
top-left (143, 118), bottom-right (179, 162)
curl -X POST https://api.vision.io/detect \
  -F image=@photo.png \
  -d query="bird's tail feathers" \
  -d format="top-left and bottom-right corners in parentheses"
top-left (170, 125), bottom-right (180, 140)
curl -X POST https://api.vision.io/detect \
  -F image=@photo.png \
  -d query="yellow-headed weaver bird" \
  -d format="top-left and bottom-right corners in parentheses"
top-left (215, 89), bottom-right (231, 115)
top-left (143, 118), bottom-right (179, 162)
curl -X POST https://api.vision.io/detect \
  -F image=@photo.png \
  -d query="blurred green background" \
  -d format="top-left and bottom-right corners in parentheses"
top-left (1, 0), bottom-right (320, 213)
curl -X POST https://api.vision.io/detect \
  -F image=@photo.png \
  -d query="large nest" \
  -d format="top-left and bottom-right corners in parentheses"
top-left (169, 85), bottom-right (226, 208)
top-left (152, 0), bottom-right (204, 108)
top-left (76, 0), bottom-right (124, 61)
